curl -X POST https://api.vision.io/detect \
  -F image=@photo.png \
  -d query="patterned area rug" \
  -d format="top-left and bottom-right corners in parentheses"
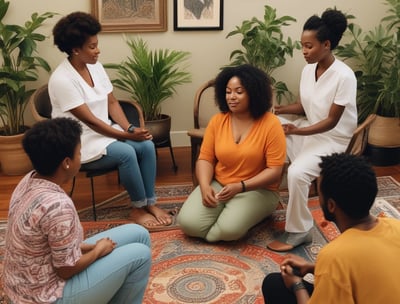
top-left (78, 183), bottom-right (194, 231)
top-left (0, 177), bottom-right (399, 303)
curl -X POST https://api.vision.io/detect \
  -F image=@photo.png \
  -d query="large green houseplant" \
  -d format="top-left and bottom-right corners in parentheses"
top-left (335, 0), bottom-right (399, 123)
top-left (335, 0), bottom-right (399, 165)
top-left (0, 0), bottom-right (55, 135)
top-left (105, 37), bottom-right (191, 122)
top-left (225, 4), bottom-right (300, 104)
top-left (0, 0), bottom-right (55, 175)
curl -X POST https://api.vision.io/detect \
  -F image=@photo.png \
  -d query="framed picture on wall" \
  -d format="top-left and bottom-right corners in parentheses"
top-left (91, 0), bottom-right (167, 33)
top-left (174, 0), bottom-right (223, 31)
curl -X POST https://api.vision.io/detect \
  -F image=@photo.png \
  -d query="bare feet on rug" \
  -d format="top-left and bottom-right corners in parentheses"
top-left (145, 205), bottom-right (173, 226)
top-left (129, 207), bottom-right (165, 228)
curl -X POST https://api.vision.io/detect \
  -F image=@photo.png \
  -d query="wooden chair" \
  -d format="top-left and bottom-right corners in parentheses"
top-left (187, 79), bottom-right (218, 184)
top-left (29, 84), bottom-right (145, 220)
top-left (281, 114), bottom-right (378, 193)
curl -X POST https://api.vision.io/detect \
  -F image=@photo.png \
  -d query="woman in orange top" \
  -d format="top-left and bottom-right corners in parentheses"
top-left (177, 64), bottom-right (286, 242)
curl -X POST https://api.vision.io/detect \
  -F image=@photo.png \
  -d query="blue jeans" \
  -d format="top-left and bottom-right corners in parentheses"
top-left (56, 224), bottom-right (151, 304)
top-left (81, 140), bottom-right (156, 207)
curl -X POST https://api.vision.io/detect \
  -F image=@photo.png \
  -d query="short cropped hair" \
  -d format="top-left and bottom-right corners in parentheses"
top-left (303, 8), bottom-right (347, 50)
top-left (214, 64), bottom-right (273, 119)
top-left (23, 118), bottom-right (82, 176)
top-left (319, 153), bottom-right (377, 219)
top-left (53, 11), bottom-right (101, 55)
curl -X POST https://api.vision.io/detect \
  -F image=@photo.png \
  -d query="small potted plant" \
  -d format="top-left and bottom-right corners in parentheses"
top-left (225, 4), bottom-right (300, 104)
top-left (104, 37), bottom-right (191, 144)
top-left (0, 0), bottom-right (55, 174)
top-left (335, 0), bottom-right (399, 165)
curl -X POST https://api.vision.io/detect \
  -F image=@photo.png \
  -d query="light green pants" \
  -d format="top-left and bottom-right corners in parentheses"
top-left (177, 180), bottom-right (280, 242)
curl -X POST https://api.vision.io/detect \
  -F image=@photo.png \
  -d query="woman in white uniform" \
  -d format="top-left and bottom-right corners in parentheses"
top-left (267, 8), bottom-right (357, 252)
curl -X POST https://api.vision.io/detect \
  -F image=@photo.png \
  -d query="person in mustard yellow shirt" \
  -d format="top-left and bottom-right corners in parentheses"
top-left (262, 153), bottom-right (400, 304)
top-left (177, 64), bottom-right (286, 242)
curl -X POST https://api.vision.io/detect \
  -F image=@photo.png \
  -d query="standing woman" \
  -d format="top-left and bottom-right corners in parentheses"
top-left (3, 118), bottom-right (151, 304)
top-left (267, 9), bottom-right (357, 252)
top-left (178, 64), bottom-right (286, 242)
top-left (48, 12), bottom-right (172, 228)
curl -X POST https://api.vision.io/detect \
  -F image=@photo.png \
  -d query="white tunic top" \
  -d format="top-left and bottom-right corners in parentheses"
top-left (49, 58), bottom-right (116, 163)
top-left (300, 58), bottom-right (357, 146)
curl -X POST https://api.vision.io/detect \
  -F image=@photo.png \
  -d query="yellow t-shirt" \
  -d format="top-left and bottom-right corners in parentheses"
top-left (199, 111), bottom-right (286, 190)
top-left (309, 217), bottom-right (400, 304)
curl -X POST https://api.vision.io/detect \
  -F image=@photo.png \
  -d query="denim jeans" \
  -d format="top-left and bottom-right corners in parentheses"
top-left (81, 139), bottom-right (156, 207)
top-left (55, 224), bottom-right (151, 304)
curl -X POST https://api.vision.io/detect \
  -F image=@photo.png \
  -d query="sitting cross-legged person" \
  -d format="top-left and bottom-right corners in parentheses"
top-left (177, 64), bottom-right (286, 242)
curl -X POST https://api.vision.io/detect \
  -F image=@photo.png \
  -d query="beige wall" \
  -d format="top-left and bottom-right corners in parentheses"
top-left (7, 0), bottom-right (386, 146)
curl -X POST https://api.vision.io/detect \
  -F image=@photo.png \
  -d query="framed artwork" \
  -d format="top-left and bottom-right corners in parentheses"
top-left (174, 0), bottom-right (223, 31)
top-left (91, 0), bottom-right (167, 33)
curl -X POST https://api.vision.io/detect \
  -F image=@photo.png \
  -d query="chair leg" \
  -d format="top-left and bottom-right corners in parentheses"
top-left (69, 176), bottom-right (76, 197)
top-left (89, 177), bottom-right (97, 221)
top-left (168, 141), bottom-right (178, 172)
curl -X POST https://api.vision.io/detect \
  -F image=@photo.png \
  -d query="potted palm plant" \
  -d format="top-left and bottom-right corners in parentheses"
top-left (104, 37), bottom-right (191, 144)
top-left (335, 0), bottom-right (399, 165)
top-left (225, 4), bottom-right (300, 104)
top-left (0, 0), bottom-right (55, 175)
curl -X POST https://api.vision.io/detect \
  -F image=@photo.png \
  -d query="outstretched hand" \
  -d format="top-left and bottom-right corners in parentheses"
top-left (281, 123), bottom-right (298, 135)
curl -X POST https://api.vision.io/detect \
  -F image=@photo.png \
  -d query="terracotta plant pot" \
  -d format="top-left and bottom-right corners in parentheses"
top-left (0, 132), bottom-right (33, 175)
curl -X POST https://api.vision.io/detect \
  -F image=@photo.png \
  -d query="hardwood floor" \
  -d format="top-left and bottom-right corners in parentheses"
top-left (0, 146), bottom-right (399, 219)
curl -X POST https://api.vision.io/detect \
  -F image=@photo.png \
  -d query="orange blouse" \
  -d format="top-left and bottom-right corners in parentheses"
top-left (199, 112), bottom-right (286, 190)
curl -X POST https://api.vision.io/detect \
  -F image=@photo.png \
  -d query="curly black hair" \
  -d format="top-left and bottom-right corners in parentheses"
top-left (319, 153), bottom-right (377, 219)
top-left (303, 8), bottom-right (347, 50)
top-left (23, 118), bottom-right (82, 176)
top-left (214, 64), bottom-right (273, 119)
top-left (53, 11), bottom-right (101, 55)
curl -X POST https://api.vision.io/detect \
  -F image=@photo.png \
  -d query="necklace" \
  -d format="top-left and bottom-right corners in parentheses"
top-left (231, 115), bottom-right (254, 144)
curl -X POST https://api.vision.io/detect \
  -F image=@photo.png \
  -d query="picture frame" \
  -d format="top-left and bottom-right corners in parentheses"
top-left (91, 0), bottom-right (167, 33)
top-left (174, 0), bottom-right (223, 31)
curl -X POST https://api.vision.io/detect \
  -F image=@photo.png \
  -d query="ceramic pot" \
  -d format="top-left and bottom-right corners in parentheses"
top-left (0, 132), bottom-right (33, 175)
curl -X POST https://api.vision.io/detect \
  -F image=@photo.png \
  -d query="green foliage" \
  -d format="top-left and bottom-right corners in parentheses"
top-left (335, 0), bottom-right (399, 122)
top-left (105, 37), bottom-right (191, 121)
top-left (0, 0), bottom-right (55, 135)
top-left (225, 4), bottom-right (300, 104)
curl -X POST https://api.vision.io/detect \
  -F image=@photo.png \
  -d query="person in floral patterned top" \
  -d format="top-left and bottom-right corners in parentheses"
top-left (3, 117), bottom-right (151, 304)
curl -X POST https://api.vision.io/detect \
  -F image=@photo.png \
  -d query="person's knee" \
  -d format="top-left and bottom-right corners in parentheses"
top-left (142, 140), bottom-right (155, 153)
top-left (177, 213), bottom-right (196, 235)
top-left (287, 162), bottom-right (309, 183)
top-left (262, 273), bottom-right (284, 300)
top-left (205, 224), bottom-right (245, 242)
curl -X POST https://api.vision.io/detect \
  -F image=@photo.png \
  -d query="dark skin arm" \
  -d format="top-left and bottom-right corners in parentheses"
top-left (70, 92), bottom-right (152, 141)
top-left (280, 254), bottom-right (315, 304)
top-left (274, 98), bottom-right (305, 116)
top-left (196, 160), bottom-right (283, 206)
top-left (55, 237), bottom-right (116, 280)
top-left (275, 98), bottom-right (345, 136)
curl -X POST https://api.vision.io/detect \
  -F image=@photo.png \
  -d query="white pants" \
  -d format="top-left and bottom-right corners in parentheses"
top-left (280, 116), bottom-right (349, 232)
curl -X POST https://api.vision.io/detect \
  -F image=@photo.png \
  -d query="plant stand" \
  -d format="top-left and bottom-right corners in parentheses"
top-left (145, 114), bottom-right (178, 172)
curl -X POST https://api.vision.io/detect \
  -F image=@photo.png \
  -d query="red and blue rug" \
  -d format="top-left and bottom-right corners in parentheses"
top-left (1, 177), bottom-right (399, 303)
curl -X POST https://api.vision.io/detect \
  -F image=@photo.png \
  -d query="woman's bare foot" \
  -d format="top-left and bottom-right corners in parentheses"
top-left (145, 205), bottom-right (173, 225)
top-left (129, 207), bottom-right (162, 228)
